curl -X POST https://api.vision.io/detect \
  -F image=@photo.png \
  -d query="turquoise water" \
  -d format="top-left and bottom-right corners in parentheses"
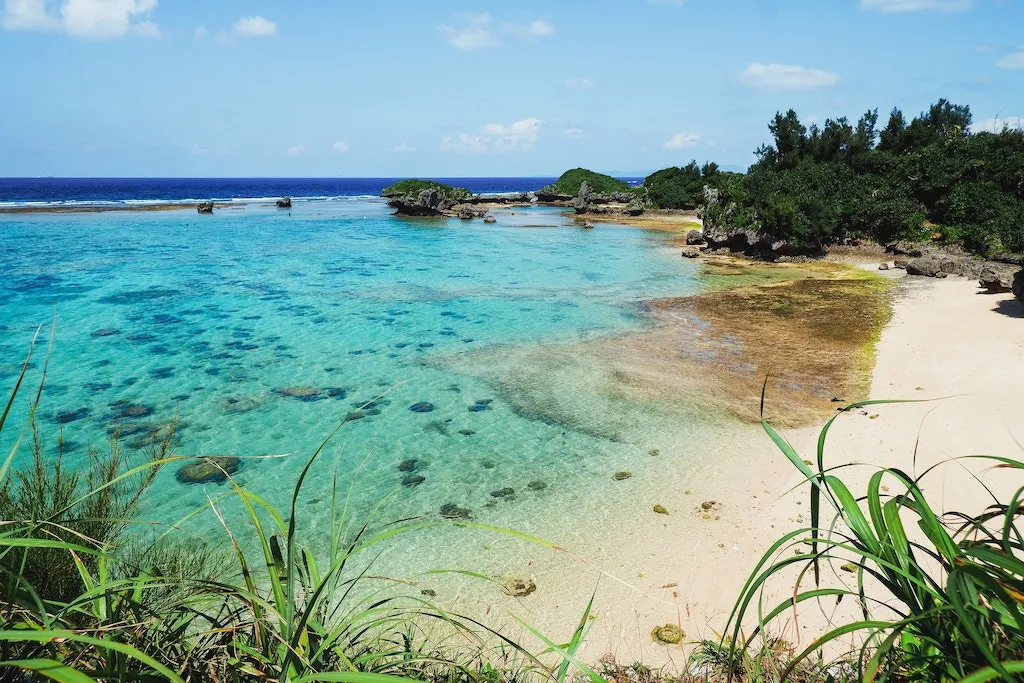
top-left (0, 199), bottom-right (704, 543)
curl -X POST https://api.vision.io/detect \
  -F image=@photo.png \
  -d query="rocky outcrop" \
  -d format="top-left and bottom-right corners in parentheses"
top-left (388, 189), bottom-right (455, 216)
top-left (573, 181), bottom-right (592, 215)
top-left (702, 225), bottom-right (819, 258)
top-left (686, 230), bottom-right (706, 246)
top-left (461, 192), bottom-right (532, 205)
top-left (978, 266), bottom-right (1016, 293)
top-left (456, 205), bottom-right (486, 220)
top-left (1013, 269), bottom-right (1024, 305)
top-left (197, 201), bottom-right (214, 214)
top-left (680, 246), bottom-right (702, 258)
top-left (276, 197), bottom-right (292, 208)
top-left (483, 215), bottom-right (497, 224)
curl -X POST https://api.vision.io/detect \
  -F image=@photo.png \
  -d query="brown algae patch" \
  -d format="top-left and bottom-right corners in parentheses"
top-left (645, 266), bottom-right (893, 425)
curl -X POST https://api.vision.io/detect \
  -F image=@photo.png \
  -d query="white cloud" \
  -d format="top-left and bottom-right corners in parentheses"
top-left (484, 117), bottom-right (542, 151)
top-left (860, 0), bottom-right (971, 11)
top-left (234, 15), bottom-right (275, 37)
top-left (392, 142), bottom-right (416, 153)
top-left (565, 77), bottom-right (595, 90)
top-left (332, 141), bottom-right (350, 153)
top-left (664, 132), bottom-right (701, 149)
top-left (439, 12), bottom-right (497, 50)
top-left (439, 12), bottom-right (554, 50)
top-left (441, 133), bottom-right (489, 154)
top-left (287, 144), bottom-right (305, 157)
top-left (996, 50), bottom-right (1024, 69)
top-left (739, 63), bottom-right (840, 90)
top-left (563, 127), bottom-right (584, 139)
top-left (442, 118), bottom-right (542, 154)
top-left (505, 19), bottom-right (553, 37)
top-left (3, 0), bottom-right (160, 39)
top-left (193, 23), bottom-right (207, 40)
top-left (970, 117), bottom-right (1024, 133)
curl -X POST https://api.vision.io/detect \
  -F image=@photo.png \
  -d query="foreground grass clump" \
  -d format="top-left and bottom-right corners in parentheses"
top-left (0, 335), bottom-right (604, 682)
top-left (724, 388), bottom-right (1024, 682)
top-left (538, 169), bottom-right (631, 197)
top-left (381, 179), bottom-right (471, 201)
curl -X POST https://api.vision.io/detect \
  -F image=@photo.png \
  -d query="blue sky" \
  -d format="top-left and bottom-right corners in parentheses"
top-left (0, 0), bottom-right (1021, 177)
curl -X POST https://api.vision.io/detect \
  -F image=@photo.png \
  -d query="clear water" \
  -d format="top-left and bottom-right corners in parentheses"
top-left (0, 199), bottom-right (705, 546)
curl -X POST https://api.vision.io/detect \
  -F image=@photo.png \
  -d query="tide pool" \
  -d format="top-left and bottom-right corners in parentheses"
top-left (0, 199), bottom-right (705, 544)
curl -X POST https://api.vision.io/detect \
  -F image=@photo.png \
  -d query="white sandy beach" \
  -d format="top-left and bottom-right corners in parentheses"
top-left (421, 270), bottom-right (1024, 671)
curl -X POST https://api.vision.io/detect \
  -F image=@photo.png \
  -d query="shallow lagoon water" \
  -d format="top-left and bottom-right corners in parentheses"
top-left (1, 199), bottom-right (709, 545)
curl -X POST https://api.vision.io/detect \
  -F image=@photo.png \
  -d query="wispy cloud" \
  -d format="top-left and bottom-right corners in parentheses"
top-left (286, 144), bottom-right (305, 157)
top-left (392, 142), bottom-right (416, 153)
top-left (970, 117), bottom-right (1024, 133)
top-left (739, 63), bottom-right (840, 90)
top-left (664, 132), bottom-right (701, 149)
top-left (563, 127), bottom-right (584, 139)
top-left (2, 0), bottom-right (160, 40)
top-left (442, 118), bottom-right (542, 154)
top-left (439, 13), bottom-right (554, 50)
top-left (565, 77), bottom-right (595, 91)
top-left (233, 15), bottom-right (276, 37)
top-left (860, 0), bottom-right (972, 11)
top-left (996, 50), bottom-right (1024, 69)
top-left (332, 141), bottom-right (350, 153)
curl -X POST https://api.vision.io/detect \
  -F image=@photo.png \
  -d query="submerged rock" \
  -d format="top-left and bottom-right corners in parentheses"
top-left (343, 410), bottom-right (366, 423)
top-left (409, 402), bottom-right (435, 413)
top-left (503, 577), bottom-right (536, 597)
top-left (398, 458), bottom-right (420, 472)
top-left (114, 403), bottom-right (154, 419)
top-left (402, 474), bottom-right (425, 487)
top-left (458, 429), bottom-right (475, 436)
top-left (653, 504), bottom-right (669, 515)
top-left (439, 503), bottom-right (471, 519)
top-left (527, 480), bottom-right (547, 491)
top-left (490, 487), bottom-right (515, 498)
top-left (55, 407), bottom-right (89, 424)
top-left (90, 328), bottom-right (120, 338)
top-left (613, 471), bottom-right (632, 481)
top-left (176, 456), bottom-right (241, 485)
top-left (276, 386), bottom-right (323, 401)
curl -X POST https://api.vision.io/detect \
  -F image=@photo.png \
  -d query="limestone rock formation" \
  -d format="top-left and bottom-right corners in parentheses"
top-left (685, 230), bottom-right (706, 246)
top-left (197, 201), bottom-right (214, 214)
top-left (1013, 268), bottom-right (1024, 305)
top-left (978, 266), bottom-right (1015, 293)
top-left (276, 197), bottom-right (292, 208)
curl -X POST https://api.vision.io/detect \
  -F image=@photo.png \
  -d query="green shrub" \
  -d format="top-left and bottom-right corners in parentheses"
top-left (538, 168), bottom-right (629, 196)
top-left (382, 179), bottom-right (470, 200)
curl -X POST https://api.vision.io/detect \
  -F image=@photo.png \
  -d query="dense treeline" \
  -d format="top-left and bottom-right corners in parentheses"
top-left (648, 99), bottom-right (1024, 255)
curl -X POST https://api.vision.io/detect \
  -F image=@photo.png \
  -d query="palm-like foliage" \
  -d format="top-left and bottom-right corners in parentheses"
top-left (725, 387), bottom-right (1024, 682)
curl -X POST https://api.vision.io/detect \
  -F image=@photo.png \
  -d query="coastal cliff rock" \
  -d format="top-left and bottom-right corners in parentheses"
top-left (197, 201), bottom-right (214, 214)
top-left (1013, 268), bottom-right (1024, 305)
top-left (382, 179), bottom-right (471, 217)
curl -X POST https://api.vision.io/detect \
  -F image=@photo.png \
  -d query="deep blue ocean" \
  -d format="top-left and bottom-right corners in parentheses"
top-left (0, 177), bottom-right (577, 206)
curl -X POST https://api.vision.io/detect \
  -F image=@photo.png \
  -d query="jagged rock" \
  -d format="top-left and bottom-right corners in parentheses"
top-left (197, 201), bottom-right (214, 214)
top-left (582, 221), bottom-right (594, 229)
top-left (702, 225), bottom-right (816, 258)
top-left (979, 266), bottom-right (1015, 293)
top-left (680, 246), bottom-right (701, 259)
top-left (686, 230), bottom-right (706, 246)
top-left (574, 181), bottom-right (592, 215)
top-left (462, 192), bottom-right (531, 204)
top-left (888, 241), bottom-right (926, 258)
top-left (894, 258), bottom-right (909, 269)
top-left (1013, 268), bottom-right (1024, 305)
top-left (483, 215), bottom-right (497, 224)
top-left (276, 197), bottom-right (292, 208)
top-left (905, 257), bottom-right (946, 278)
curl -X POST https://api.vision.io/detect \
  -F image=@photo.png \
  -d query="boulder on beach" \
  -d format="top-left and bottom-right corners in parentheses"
top-left (681, 246), bottom-right (701, 259)
top-left (686, 230), bottom-right (706, 246)
top-left (1014, 268), bottom-right (1024, 305)
top-left (978, 266), bottom-right (1015, 293)
top-left (276, 197), bottom-right (292, 208)
top-left (905, 257), bottom-right (947, 278)
top-left (483, 215), bottom-right (497, 224)
top-left (197, 201), bottom-right (214, 214)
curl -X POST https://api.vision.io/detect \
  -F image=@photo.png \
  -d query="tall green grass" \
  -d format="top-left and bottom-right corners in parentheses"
top-left (0, 334), bottom-right (604, 682)
top-left (724, 386), bottom-right (1024, 682)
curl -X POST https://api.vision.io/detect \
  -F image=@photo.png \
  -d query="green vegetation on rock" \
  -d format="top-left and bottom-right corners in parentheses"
top-left (538, 168), bottom-right (630, 197)
top-left (381, 178), bottom-right (470, 200)
top-left (642, 161), bottom-right (735, 210)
